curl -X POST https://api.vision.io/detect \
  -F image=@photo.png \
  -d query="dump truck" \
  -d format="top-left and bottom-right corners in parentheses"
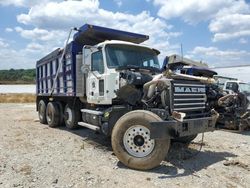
top-left (36, 24), bottom-right (219, 170)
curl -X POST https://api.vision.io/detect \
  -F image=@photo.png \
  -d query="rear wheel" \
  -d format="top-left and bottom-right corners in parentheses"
top-left (64, 104), bottom-right (80, 129)
top-left (173, 134), bottom-right (198, 144)
top-left (111, 110), bottom-right (170, 170)
top-left (56, 102), bottom-right (64, 126)
top-left (46, 102), bottom-right (60, 127)
top-left (38, 100), bottom-right (47, 124)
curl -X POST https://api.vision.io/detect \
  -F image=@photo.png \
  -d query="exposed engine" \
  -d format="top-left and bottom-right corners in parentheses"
top-left (207, 84), bottom-right (250, 130)
top-left (115, 67), bottom-right (250, 131)
top-left (175, 65), bottom-right (250, 131)
top-left (116, 68), bottom-right (218, 122)
top-left (115, 70), bottom-right (153, 105)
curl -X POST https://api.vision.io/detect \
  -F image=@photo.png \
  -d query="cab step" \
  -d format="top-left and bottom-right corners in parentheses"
top-left (78, 122), bottom-right (100, 131)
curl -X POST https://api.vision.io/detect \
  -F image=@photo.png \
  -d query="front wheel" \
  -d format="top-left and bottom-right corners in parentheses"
top-left (111, 110), bottom-right (170, 170)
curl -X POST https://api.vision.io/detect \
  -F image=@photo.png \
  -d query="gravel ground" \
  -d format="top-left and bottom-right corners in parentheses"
top-left (0, 103), bottom-right (249, 188)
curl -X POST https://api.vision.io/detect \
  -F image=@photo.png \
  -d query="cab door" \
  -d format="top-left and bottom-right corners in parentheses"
top-left (86, 49), bottom-right (105, 104)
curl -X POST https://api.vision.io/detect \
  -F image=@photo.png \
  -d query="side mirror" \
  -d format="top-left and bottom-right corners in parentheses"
top-left (81, 65), bottom-right (90, 74)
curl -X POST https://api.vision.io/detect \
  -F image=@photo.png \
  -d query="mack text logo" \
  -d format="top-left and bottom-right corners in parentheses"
top-left (175, 87), bottom-right (205, 93)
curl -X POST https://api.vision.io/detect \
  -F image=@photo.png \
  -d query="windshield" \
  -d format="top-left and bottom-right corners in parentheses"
top-left (105, 44), bottom-right (160, 71)
top-left (239, 83), bottom-right (250, 93)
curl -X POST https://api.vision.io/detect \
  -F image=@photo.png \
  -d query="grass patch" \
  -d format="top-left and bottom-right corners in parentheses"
top-left (0, 93), bottom-right (36, 103)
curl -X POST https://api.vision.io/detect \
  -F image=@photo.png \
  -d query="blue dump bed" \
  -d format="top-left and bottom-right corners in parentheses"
top-left (73, 24), bottom-right (149, 45)
top-left (36, 24), bottom-right (149, 96)
top-left (36, 41), bottom-right (83, 96)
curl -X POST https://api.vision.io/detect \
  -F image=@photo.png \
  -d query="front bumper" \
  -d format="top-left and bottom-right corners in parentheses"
top-left (149, 111), bottom-right (218, 139)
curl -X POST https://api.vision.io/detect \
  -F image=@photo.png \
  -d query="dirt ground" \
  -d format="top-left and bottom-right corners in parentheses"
top-left (0, 104), bottom-right (249, 188)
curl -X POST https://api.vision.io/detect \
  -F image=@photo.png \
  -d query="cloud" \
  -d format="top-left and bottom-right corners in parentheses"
top-left (5, 28), bottom-right (13, 32)
top-left (0, 38), bottom-right (9, 48)
top-left (0, 41), bottom-right (53, 69)
top-left (239, 38), bottom-right (248, 44)
top-left (152, 0), bottom-right (250, 42)
top-left (17, 0), bottom-right (100, 28)
top-left (191, 46), bottom-right (249, 57)
top-left (153, 0), bottom-right (234, 24)
top-left (212, 30), bottom-right (250, 42)
top-left (209, 13), bottom-right (250, 42)
top-left (15, 27), bottom-right (52, 41)
top-left (209, 14), bottom-right (250, 33)
top-left (114, 0), bottom-right (122, 7)
top-left (0, 0), bottom-right (59, 7)
top-left (15, 0), bottom-right (180, 57)
top-left (14, 26), bottom-right (66, 42)
top-left (26, 42), bottom-right (44, 52)
top-left (15, 0), bottom-right (173, 36)
top-left (0, 47), bottom-right (37, 69)
top-left (189, 46), bottom-right (250, 66)
top-left (0, 0), bottom-right (181, 69)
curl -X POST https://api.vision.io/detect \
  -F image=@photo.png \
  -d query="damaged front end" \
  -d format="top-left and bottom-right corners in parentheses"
top-left (140, 69), bottom-right (220, 139)
top-left (114, 66), bottom-right (222, 140)
top-left (216, 92), bottom-right (250, 131)
top-left (149, 109), bottom-right (219, 139)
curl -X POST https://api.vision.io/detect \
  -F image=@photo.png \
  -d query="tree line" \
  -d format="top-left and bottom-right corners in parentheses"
top-left (0, 69), bottom-right (36, 84)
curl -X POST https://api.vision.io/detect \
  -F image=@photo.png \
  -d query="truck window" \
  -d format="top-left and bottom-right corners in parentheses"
top-left (105, 44), bottom-right (160, 70)
top-left (239, 83), bottom-right (250, 94)
top-left (225, 82), bottom-right (232, 89)
top-left (91, 51), bottom-right (104, 74)
top-left (226, 82), bottom-right (238, 90)
top-left (143, 59), bottom-right (158, 68)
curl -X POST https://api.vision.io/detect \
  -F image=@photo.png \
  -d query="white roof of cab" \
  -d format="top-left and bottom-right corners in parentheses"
top-left (97, 40), bottom-right (160, 54)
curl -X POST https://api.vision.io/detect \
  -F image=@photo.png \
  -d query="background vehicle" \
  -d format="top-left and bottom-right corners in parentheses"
top-left (36, 24), bottom-right (219, 170)
top-left (223, 80), bottom-right (250, 98)
top-left (213, 75), bottom-right (238, 90)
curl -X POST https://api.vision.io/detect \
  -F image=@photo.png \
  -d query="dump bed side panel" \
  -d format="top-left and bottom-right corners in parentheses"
top-left (36, 41), bottom-right (83, 97)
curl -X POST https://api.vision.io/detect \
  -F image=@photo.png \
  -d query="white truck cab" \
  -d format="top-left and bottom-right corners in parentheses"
top-left (82, 40), bottom-right (160, 104)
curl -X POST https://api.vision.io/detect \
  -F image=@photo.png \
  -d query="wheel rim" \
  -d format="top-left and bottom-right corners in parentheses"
top-left (123, 125), bottom-right (155, 158)
top-left (65, 107), bottom-right (73, 125)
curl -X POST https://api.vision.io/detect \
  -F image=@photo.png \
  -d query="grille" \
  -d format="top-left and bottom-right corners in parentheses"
top-left (172, 82), bottom-right (206, 112)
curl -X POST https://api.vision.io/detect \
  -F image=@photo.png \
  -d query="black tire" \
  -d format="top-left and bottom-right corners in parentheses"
top-left (64, 104), bottom-right (80, 129)
top-left (56, 102), bottom-right (64, 126)
top-left (173, 134), bottom-right (198, 144)
top-left (111, 110), bottom-right (170, 170)
top-left (46, 102), bottom-right (60, 127)
top-left (38, 100), bottom-right (47, 124)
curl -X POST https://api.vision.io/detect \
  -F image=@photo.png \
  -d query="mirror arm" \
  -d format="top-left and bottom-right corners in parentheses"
top-left (91, 71), bottom-right (101, 80)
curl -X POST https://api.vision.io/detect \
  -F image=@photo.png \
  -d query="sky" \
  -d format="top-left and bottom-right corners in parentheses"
top-left (0, 0), bottom-right (250, 70)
